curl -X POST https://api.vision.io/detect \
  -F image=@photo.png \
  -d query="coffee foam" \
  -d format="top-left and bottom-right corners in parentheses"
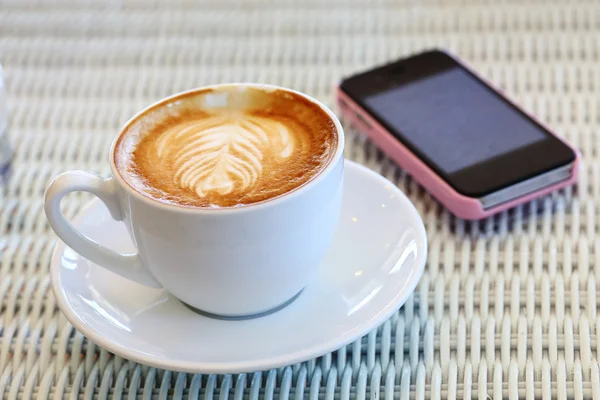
top-left (114, 86), bottom-right (337, 208)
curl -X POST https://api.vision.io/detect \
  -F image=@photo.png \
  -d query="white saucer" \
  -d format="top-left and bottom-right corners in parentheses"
top-left (51, 160), bottom-right (427, 374)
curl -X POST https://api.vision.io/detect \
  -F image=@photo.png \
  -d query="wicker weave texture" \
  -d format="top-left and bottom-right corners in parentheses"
top-left (1, 0), bottom-right (599, 398)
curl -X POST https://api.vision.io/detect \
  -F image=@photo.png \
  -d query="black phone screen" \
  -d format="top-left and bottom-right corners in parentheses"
top-left (341, 50), bottom-right (575, 197)
top-left (363, 67), bottom-right (546, 174)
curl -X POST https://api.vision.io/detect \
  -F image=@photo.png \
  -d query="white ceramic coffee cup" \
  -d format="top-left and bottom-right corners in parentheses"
top-left (45, 84), bottom-right (345, 318)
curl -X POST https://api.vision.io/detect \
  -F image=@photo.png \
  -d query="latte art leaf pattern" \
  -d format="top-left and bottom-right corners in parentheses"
top-left (155, 115), bottom-right (297, 197)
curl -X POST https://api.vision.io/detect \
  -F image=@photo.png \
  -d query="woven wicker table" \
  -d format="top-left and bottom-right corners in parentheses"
top-left (1, 0), bottom-right (598, 398)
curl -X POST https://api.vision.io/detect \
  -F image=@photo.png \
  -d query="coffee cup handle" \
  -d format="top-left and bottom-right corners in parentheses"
top-left (45, 171), bottom-right (162, 288)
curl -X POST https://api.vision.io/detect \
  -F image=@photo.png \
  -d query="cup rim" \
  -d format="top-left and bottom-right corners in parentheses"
top-left (109, 83), bottom-right (345, 214)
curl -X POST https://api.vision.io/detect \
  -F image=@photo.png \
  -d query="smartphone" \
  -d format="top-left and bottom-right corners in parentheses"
top-left (337, 49), bottom-right (580, 220)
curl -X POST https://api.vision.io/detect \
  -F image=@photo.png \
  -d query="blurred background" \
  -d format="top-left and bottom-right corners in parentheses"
top-left (2, 0), bottom-right (594, 231)
top-left (2, 0), bottom-right (600, 398)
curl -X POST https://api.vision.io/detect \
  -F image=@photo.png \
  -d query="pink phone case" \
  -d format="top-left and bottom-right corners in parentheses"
top-left (336, 51), bottom-right (580, 220)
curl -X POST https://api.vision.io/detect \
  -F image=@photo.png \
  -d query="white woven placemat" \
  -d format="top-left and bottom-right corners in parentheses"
top-left (1, 0), bottom-right (598, 398)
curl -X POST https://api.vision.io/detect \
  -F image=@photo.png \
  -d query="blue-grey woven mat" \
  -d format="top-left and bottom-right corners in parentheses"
top-left (1, 0), bottom-right (599, 398)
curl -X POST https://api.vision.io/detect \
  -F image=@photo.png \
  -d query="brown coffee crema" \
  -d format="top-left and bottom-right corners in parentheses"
top-left (114, 86), bottom-right (338, 208)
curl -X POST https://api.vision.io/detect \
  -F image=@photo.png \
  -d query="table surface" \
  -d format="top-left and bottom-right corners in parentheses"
top-left (1, 0), bottom-right (599, 398)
